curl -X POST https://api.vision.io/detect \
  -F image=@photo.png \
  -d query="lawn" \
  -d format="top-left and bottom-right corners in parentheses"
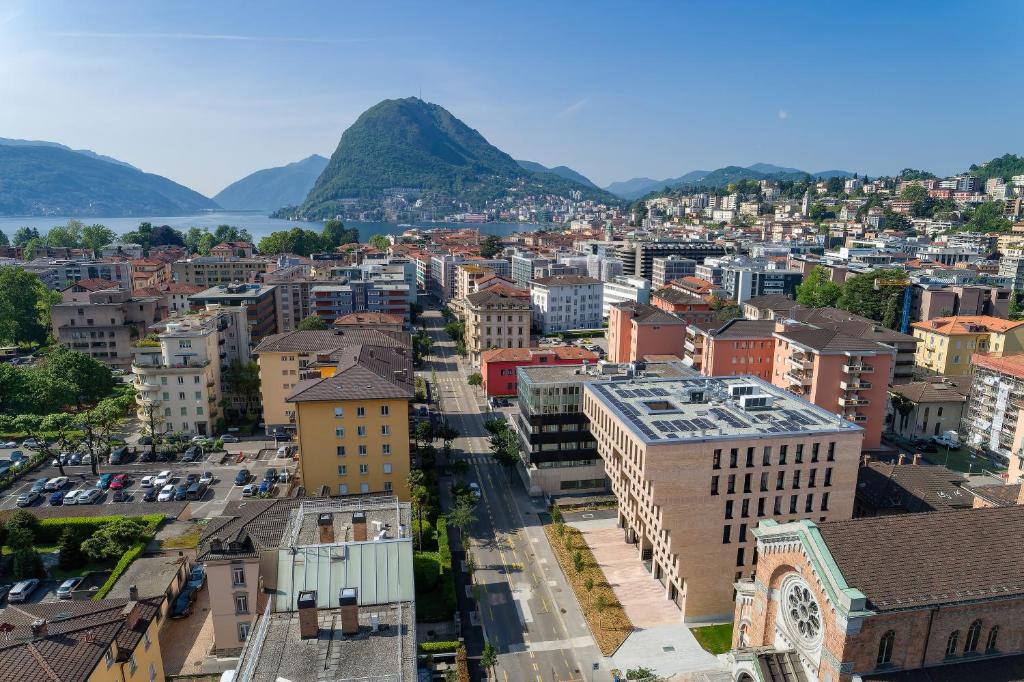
top-left (923, 446), bottom-right (1004, 474)
top-left (414, 550), bottom-right (456, 622)
top-left (691, 623), bottom-right (733, 654)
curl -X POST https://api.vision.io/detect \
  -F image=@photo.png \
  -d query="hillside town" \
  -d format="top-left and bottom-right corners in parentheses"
top-left (0, 163), bottom-right (1023, 682)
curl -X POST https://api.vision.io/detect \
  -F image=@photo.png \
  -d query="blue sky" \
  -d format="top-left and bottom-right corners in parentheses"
top-left (1, 1), bottom-right (1021, 195)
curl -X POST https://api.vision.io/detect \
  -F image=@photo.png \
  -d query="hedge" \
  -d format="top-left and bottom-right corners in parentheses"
top-left (93, 540), bottom-right (148, 600)
top-left (436, 516), bottom-right (452, 572)
top-left (35, 514), bottom-right (163, 545)
top-left (418, 640), bottom-right (460, 654)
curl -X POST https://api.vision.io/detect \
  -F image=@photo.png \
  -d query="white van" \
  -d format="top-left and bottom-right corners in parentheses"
top-left (8, 579), bottom-right (39, 603)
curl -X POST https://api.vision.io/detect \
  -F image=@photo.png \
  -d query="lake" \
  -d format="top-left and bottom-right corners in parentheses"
top-left (0, 211), bottom-right (546, 244)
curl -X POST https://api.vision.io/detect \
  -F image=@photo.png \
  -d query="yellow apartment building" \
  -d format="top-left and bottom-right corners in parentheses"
top-left (286, 343), bottom-right (413, 499)
top-left (911, 315), bottom-right (1024, 376)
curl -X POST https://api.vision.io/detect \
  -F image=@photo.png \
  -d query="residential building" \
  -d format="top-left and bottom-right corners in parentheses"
top-left (128, 257), bottom-right (172, 289)
top-left (264, 264), bottom-right (334, 332)
top-left (583, 375), bottom-right (863, 619)
top-left (741, 294), bottom-right (798, 320)
top-left (961, 352), bottom-right (1024, 466)
top-left (684, 319), bottom-right (776, 380)
top-left (429, 254), bottom-right (466, 300)
top-left (910, 282), bottom-right (1010, 322)
top-left (586, 253), bottom-right (625, 282)
top-left (132, 306), bottom-right (250, 436)
top-left (650, 286), bottom-right (716, 324)
top-left (254, 328), bottom-right (411, 434)
top-left (22, 258), bottom-right (133, 290)
top-left (479, 346), bottom-right (597, 398)
top-left (286, 343), bottom-right (413, 498)
top-left (998, 248), bottom-right (1024, 291)
top-left (651, 255), bottom-right (696, 287)
top-left (333, 311), bottom-right (405, 334)
top-left (0, 597), bottom-right (166, 682)
top-left (171, 256), bottom-right (273, 287)
top-left (530, 275), bottom-right (603, 333)
top-left (911, 315), bottom-right (1024, 376)
top-left (51, 288), bottom-right (166, 370)
top-left (101, 241), bottom-right (145, 258)
top-left (209, 241), bottom-right (254, 258)
top-left (189, 282), bottom-right (278, 344)
top-left (164, 283), bottom-right (204, 315)
top-left (613, 241), bottom-right (727, 279)
top-left (730, 506), bottom-right (1024, 682)
top-left (607, 302), bottom-right (688, 363)
top-left (199, 495), bottom-right (414, 665)
top-left (601, 275), bottom-right (652, 318)
top-left (886, 376), bottom-right (969, 441)
top-left (720, 265), bottom-right (803, 304)
top-left (464, 288), bottom-right (532, 366)
top-left (311, 281), bottom-right (410, 327)
top-left (60, 277), bottom-right (121, 302)
top-left (455, 263), bottom-right (495, 302)
top-left (773, 320), bottom-right (895, 448)
top-left (511, 253), bottom-right (550, 287)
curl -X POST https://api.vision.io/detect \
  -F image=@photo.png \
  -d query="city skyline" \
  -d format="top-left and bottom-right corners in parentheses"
top-left (1, 1), bottom-right (1021, 196)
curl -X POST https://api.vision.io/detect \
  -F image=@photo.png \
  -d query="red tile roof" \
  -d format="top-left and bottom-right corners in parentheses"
top-left (480, 346), bottom-right (598, 363)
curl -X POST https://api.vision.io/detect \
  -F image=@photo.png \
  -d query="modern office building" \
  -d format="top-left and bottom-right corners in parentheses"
top-left (613, 241), bottom-right (727, 279)
top-left (583, 375), bottom-right (862, 620)
top-left (720, 266), bottom-right (803, 304)
top-left (651, 255), bottom-right (697, 287)
top-left (530, 274), bottom-right (603, 332)
top-left (601, 275), bottom-right (652, 318)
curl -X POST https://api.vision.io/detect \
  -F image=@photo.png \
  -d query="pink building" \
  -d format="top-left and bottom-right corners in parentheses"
top-left (607, 302), bottom-right (688, 363)
top-left (684, 319), bottom-right (776, 380)
top-left (479, 346), bottom-right (598, 397)
top-left (771, 320), bottom-right (894, 449)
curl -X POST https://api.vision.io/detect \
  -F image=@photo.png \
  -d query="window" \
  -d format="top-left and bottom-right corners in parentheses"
top-left (776, 471), bottom-right (785, 490)
top-left (739, 523), bottom-right (747, 542)
top-left (774, 496), bottom-right (781, 515)
top-left (821, 492), bottom-right (830, 511)
top-left (713, 449), bottom-right (721, 469)
top-left (357, 425), bottom-right (367, 437)
top-left (725, 500), bottom-right (733, 519)
top-left (105, 648), bottom-right (115, 668)
top-left (360, 483), bottom-right (369, 493)
top-left (711, 476), bottom-right (719, 495)
top-left (760, 472), bottom-right (768, 492)
top-left (383, 463), bottom-right (392, 474)
top-left (792, 471), bottom-right (801, 489)
top-left (359, 464), bottom-right (369, 475)
top-left (741, 499), bottom-right (749, 518)
top-left (381, 425), bottom-right (390, 436)
top-left (805, 494), bottom-right (814, 513)
top-left (128, 654), bottom-right (137, 676)
top-left (339, 484), bottom-right (348, 495)
top-left (824, 467), bottom-right (833, 487)
top-left (762, 446), bottom-right (771, 466)
top-left (808, 469), bottom-right (817, 488)
top-left (811, 443), bottom-right (820, 463)
top-left (357, 406), bottom-right (365, 417)
top-left (757, 498), bottom-right (765, 516)
top-left (235, 593), bottom-right (249, 614)
top-left (382, 444), bottom-right (391, 455)
top-left (795, 444), bottom-right (804, 464)
top-left (779, 445), bottom-right (787, 465)
top-left (338, 465), bottom-right (347, 475)
top-left (149, 662), bottom-right (157, 682)
top-left (727, 474), bottom-right (735, 494)
top-left (827, 441), bottom-right (836, 461)
top-left (743, 473), bottom-right (751, 493)
top-left (336, 445), bottom-right (346, 456)
top-left (143, 631), bottom-right (151, 651)
top-left (722, 525), bottom-right (731, 543)
top-left (745, 447), bottom-right (754, 467)
top-left (335, 427), bottom-right (345, 438)
top-left (986, 626), bottom-right (999, 653)
top-left (238, 622), bottom-right (251, 642)
top-left (381, 405), bottom-right (390, 416)
top-left (736, 547), bottom-right (745, 566)
top-left (789, 495), bottom-right (798, 514)
top-left (334, 407), bottom-right (344, 418)
top-left (383, 480), bottom-right (393, 492)
top-left (877, 630), bottom-right (895, 666)
top-left (729, 448), bottom-right (738, 468)
top-left (358, 445), bottom-right (367, 456)
top-left (946, 631), bottom-right (960, 657)
top-left (965, 620), bottom-right (982, 653)
top-left (232, 566), bottom-right (245, 586)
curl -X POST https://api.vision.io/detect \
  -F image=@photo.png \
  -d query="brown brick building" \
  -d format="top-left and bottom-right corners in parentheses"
top-left (729, 506), bottom-right (1024, 681)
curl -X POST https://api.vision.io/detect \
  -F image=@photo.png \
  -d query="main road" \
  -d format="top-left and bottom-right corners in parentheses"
top-left (418, 304), bottom-right (611, 682)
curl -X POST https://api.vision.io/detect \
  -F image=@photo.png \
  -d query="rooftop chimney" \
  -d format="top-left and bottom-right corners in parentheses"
top-left (318, 513), bottom-right (334, 544)
top-left (912, 453), bottom-right (922, 465)
top-left (861, 454), bottom-right (872, 467)
top-left (297, 590), bottom-right (318, 639)
top-left (210, 537), bottom-right (222, 553)
top-left (898, 453), bottom-right (907, 466)
top-left (339, 588), bottom-right (359, 635)
top-left (30, 620), bottom-right (47, 638)
top-left (129, 584), bottom-right (139, 601)
top-left (352, 512), bottom-right (367, 542)
top-left (122, 601), bottom-right (144, 630)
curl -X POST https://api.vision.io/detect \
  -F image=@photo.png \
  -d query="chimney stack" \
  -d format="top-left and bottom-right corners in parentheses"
top-left (339, 588), bottom-right (359, 635)
top-left (210, 537), bottom-right (223, 552)
top-left (318, 513), bottom-right (334, 544)
top-left (129, 584), bottom-right (139, 601)
top-left (912, 453), bottom-right (922, 465)
top-left (898, 453), bottom-right (907, 466)
top-left (30, 620), bottom-right (47, 638)
top-left (297, 591), bottom-right (319, 639)
top-left (352, 512), bottom-right (367, 542)
top-left (861, 454), bottom-right (872, 467)
top-left (122, 601), bottom-right (143, 630)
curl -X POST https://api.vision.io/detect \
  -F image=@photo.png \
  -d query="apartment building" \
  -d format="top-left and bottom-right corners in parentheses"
top-left (511, 253), bottom-right (551, 287)
top-left (910, 282), bottom-right (1010, 322)
top-left (264, 264), bottom-right (334, 332)
top-left (960, 352), bottom-right (1024, 467)
top-left (731, 507), bottom-right (1024, 682)
top-left (613, 241), bottom-right (727, 279)
top-left (132, 306), bottom-right (250, 436)
top-left (773, 320), bottom-right (895, 448)
top-left (720, 265), bottom-right (803, 304)
top-left (650, 285), bottom-right (716, 324)
top-left (171, 256), bottom-right (273, 286)
top-left (651, 255), bottom-right (696, 287)
top-left (455, 263), bottom-right (496, 302)
top-left (310, 281), bottom-right (410, 327)
top-left (51, 288), bottom-right (166, 369)
top-left (607, 302), bottom-right (688, 363)
top-left (583, 375), bottom-right (862, 619)
top-left (683, 319), bottom-right (776, 380)
top-left (189, 283), bottom-right (278, 344)
top-left (164, 283), bottom-right (204, 315)
top-left (254, 328), bottom-right (411, 434)
top-left (530, 274), bottom-right (603, 332)
top-left (22, 258), bottom-right (133, 290)
top-left (199, 495), bottom-right (414, 663)
top-left (286, 342), bottom-right (413, 498)
top-left (429, 253), bottom-right (465, 301)
top-left (334, 312), bottom-right (405, 333)
top-left (129, 257), bottom-right (172, 289)
top-left (601, 275), bottom-right (652, 318)
top-left (479, 346), bottom-right (597, 398)
top-left (464, 288), bottom-right (532, 366)
top-left (912, 315), bottom-right (1024, 376)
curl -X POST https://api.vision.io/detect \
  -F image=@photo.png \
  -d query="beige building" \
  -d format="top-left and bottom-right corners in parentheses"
top-left (464, 287), bottom-right (532, 366)
top-left (886, 376), bottom-right (969, 441)
top-left (254, 328), bottom-right (411, 434)
top-left (171, 256), bottom-right (273, 287)
top-left (132, 306), bottom-right (250, 437)
top-left (454, 263), bottom-right (495, 302)
top-left (583, 375), bottom-right (863, 620)
top-left (51, 288), bottom-right (166, 370)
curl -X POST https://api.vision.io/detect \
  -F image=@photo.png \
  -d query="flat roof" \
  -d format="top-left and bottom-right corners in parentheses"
top-left (585, 375), bottom-right (860, 444)
top-left (520, 361), bottom-right (693, 385)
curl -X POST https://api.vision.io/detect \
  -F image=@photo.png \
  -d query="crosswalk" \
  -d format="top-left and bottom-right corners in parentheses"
top-left (464, 454), bottom-right (499, 465)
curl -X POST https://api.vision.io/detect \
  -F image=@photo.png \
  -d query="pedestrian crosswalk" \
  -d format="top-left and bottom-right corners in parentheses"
top-left (463, 454), bottom-right (498, 465)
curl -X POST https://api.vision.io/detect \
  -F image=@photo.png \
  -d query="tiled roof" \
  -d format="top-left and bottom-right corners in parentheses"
top-left (465, 288), bottom-right (532, 309)
top-left (968, 483), bottom-right (1022, 508)
top-left (817, 505), bottom-right (1024, 611)
top-left (480, 347), bottom-right (599, 363)
top-left (531, 274), bottom-right (601, 286)
top-left (253, 329), bottom-right (410, 354)
top-left (197, 499), bottom-right (298, 560)
top-left (286, 345), bottom-right (413, 403)
top-left (163, 283), bottom-right (205, 295)
top-left (745, 294), bottom-right (796, 310)
top-left (855, 462), bottom-right (972, 514)
top-left (786, 306), bottom-right (918, 344)
top-left (911, 315), bottom-right (1024, 335)
top-left (706, 318), bottom-right (776, 339)
top-left (889, 377), bottom-right (969, 404)
top-left (333, 312), bottom-right (404, 326)
top-left (775, 326), bottom-right (895, 354)
top-left (64, 278), bottom-right (119, 292)
top-left (653, 286), bottom-right (709, 305)
top-left (972, 352), bottom-right (1024, 378)
top-left (614, 302), bottom-right (686, 325)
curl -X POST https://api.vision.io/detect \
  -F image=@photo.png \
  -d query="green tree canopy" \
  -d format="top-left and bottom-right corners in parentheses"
top-left (836, 268), bottom-right (906, 327)
top-left (81, 224), bottom-right (117, 256)
top-left (0, 266), bottom-right (54, 345)
top-left (12, 227), bottom-right (40, 247)
top-left (297, 314), bottom-right (328, 331)
top-left (368, 234), bottom-right (391, 251)
top-left (0, 230), bottom-right (8, 246)
top-left (257, 227), bottom-right (328, 256)
top-left (899, 184), bottom-right (928, 202)
top-left (479, 235), bottom-right (503, 258)
top-left (795, 266), bottom-right (842, 308)
top-left (321, 219), bottom-right (359, 248)
top-left (44, 347), bottom-right (115, 403)
top-left (81, 518), bottom-right (148, 561)
top-left (965, 201), bottom-right (1011, 232)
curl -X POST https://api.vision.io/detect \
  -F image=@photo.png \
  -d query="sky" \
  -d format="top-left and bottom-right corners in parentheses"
top-left (1, 1), bottom-right (1022, 196)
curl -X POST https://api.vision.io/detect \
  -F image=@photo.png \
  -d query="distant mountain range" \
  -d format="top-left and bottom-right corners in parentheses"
top-left (0, 140), bottom-right (217, 217)
top-left (214, 154), bottom-right (329, 211)
top-left (514, 159), bottom-right (598, 189)
top-left (604, 163), bottom-right (856, 200)
top-left (281, 97), bottom-right (617, 219)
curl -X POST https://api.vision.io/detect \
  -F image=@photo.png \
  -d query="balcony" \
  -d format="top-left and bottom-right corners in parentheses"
top-left (785, 371), bottom-right (811, 387)
top-left (839, 380), bottom-right (872, 391)
top-left (842, 363), bottom-right (874, 374)
top-left (683, 339), bottom-right (699, 352)
top-left (786, 355), bottom-right (812, 371)
top-left (838, 396), bottom-right (870, 407)
top-left (132, 358), bottom-right (210, 374)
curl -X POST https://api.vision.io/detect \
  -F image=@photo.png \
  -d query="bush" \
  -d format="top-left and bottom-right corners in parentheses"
top-left (414, 552), bottom-right (441, 591)
top-left (93, 541), bottom-right (146, 600)
top-left (436, 516), bottom-right (451, 572)
top-left (58, 527), bottom-right (88, 570)
top-left (35, 514), bottom-right (163, 545)
top-left (418, 640), bottom-right (460, 654)
top-left (5, 509), bottom-right (39, 535)
top-left (11, 549), bottom-right (44, 579)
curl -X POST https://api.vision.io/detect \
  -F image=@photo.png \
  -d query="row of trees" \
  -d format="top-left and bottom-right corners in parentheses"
top-left (256, 219), bottom-right (359, 256)
top-left (0, 220), bottom-right (118, 258)
top-left (0, 347), bottom-right (116, 415)
top-left (795, 266), bottom-right (909, 329)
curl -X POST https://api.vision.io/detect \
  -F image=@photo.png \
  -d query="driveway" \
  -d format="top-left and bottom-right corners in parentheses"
top-left (160, 583), bottom-right (215, 676)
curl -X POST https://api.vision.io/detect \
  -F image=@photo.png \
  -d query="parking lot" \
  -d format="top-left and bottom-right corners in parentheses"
top-left (0, 442), bottom-right (298, 513)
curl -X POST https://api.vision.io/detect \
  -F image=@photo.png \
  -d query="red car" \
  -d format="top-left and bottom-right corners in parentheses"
top-left (109, 473), bottom-right (131, 490)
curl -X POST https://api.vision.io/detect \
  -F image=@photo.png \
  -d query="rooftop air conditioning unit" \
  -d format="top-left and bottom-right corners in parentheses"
top-left (730, 384), bottom-right (757, 398)
top-left (739, 394), bottom-right (774, 411)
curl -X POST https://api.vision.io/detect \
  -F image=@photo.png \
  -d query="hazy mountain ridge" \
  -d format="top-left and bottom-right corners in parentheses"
top-left (604, 164), bottom-right (855, 199)
top-left (214, 154), bottom-right (329, 211)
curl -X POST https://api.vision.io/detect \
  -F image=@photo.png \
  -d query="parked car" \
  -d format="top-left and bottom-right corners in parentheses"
top-left (0, 584), bottom-right (12, 603)
top-left (173, 484), bottom-right (189, 501)
top-left (263, 468), bottom-right (277, 482)
top-left (219, 434), bottom-right (239, 443)
top-left (278, 470), bottom-right (290, 484)
top-left (81, 453), bottom-right (93, 465)
top-left (52, 453), bottom-right (71, 467)
top-left (468, 482), bottom-right (481, 501)
top-left (154, 470), bottom-right (173, 487)
top-left (63, 489), bottom-right (85, 505)
top-left (109, 446), bottom-right (128, 465)
top-left (16, 491), bottom-right (39, 507)
top-left (142, 487), bottom-right (158, 502)
top-left (157, 484), bottom-right (175, 502)
top-left (21, 439), bottom-right (40, 450)
top-left (276, 446), bottom-right (290, 458)
top-left (170, 585), bottom-right (196, 618)
top-left (181, 446), bottom-right (199, 462)
top-left (44, 476), bottom-right (68, 491)
top-left (109, 473), bottom-right (130, 490)
top-left (186, 482), bottom-right (207, 500)
top-left (56, 577), bottom-right (83, 599)
top-left (68, 452), bottom-right (83, 465)
top-left (188, 564), bottom-right (206, 589)
top-left (185, 473), bottom-right (200, 485)
top-left (199, 471), bottom-right (215, 486)
top-left (77, 488), bottom-right (103, 505)
top-left (0, 441), bottom-right (17, 449)
top-left (97, 473), bottom-right (116, 489)
top-left (8, 579), bottom-right (39, 603)
top-left (241, 483), bottom-right (257, 497)
top-left (29, 479), bottom-right (48, 494)
top-left (111, 489), bottom-right (131, 503)
top-left (234, 469), bottom-right (251, 486)
top-left (49, 491), bottom-right (65, 506)
top-left (140, 475), bottom-right (155, 488)
top-left (9, 450), bottom-right (25, 461)
top-left (138, 436), bottom-right (153, 446)
top-left (258, 479), bottom-right (272, 495)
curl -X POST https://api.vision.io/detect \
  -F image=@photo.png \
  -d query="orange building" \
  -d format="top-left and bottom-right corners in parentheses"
top-left (607, 302), bottom-right (688, 363)
top-left (650, 283), bottom-right (716, 324)
top-left (772, 320), bottom-right (895, 448)
top-left (684, 319), bottom-right (776, 380)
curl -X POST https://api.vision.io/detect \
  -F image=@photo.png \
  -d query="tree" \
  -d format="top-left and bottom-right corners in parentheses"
top-left (5, 509), bottom-right (39, 538)
top-left (12, 227), bottom-right (40, 248)
top-left (795, 266), bottom-right (842, 308)
top-left (965, 201), bottom-right (1012, 232)
top-left (414, 420), bottom-right (434, 449)
top-left (0, 230), bottom-right (8, 246)
top-left (626, 666), bottom-right (658, 681)
top-left (836, 269), bottom-right (905, 324)
top-left (0, 266), bottom-right (53, 345)
top-left (467, 372), bottom-right (482, 386)
top-left (45, 348), bottom-right (115, 403)
top-left (447, 499), bottom-right (478, 545)
top-left (223, 360), bottom-right (262, 421)
top-left (883, 209), bottom-right (912, 231)
top-left (44, 220), bottom-right (84, 248)
top-left (11, 548), bottom-right (44, 579)
top-left (77, 395), bottom-right (129, 476)
top-left (58, 527), bottom-right (88, 569)
top-left (488, 425), bottom-right (519, 468)
top-left (81, 224), bottom-right (116, 256)
top-left (1010, 291), bottom-right (1023, 321)
top-left (257, 228), bottom-right (327, 256)
top-left (480, 641), bottom-right (498, 680)
top-left (321, 219), bottom-right (359, 248)
top-left (889, 391), bottom-right (915, 435)
top-left (82, 518), bottom-right (147, 560)
top-left (368, 234), bottom-right (391, 251)
top-left (708, 296), bottom-right (742, 323)
top-left (407, 469), bottom-right (429, 550)
top-left (479, 235), bottom-right (503, 258)
top-left (297, 314), bottom-right (328, 331)
top-left (444, 320), bottom-right (465, 343)
top-left (900, 184), bottom-right (928, 202)
top-left (139, 401), bottom-right (166, 461)
top-left (437, 422), bottom-right (459, 456)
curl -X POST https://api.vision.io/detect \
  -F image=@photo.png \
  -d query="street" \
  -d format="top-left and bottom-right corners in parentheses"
top-left (420, 305), bottom-right (610, 682)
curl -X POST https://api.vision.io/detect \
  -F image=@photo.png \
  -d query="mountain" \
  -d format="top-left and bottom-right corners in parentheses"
top-left (288, 97), bottom-right (616, 219)
top-left (605, 163), bottom-right (855, 199)
top-left (214, 154), bottom-right (329, 211)
top-left (747, 162), bottom-right (802, 175)
top-left (813, 169), bottom-right (856, 180)
top-left (0, 144), bottom-right (217, 217)
top-left (968, 153), bottom-right (1024, 182)
top-left (515, 160), bottom-right (597, 189)
top-left (603, 177), bottom-right (666, 200)
top-left (0, 137), bottom-right (138, 170)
